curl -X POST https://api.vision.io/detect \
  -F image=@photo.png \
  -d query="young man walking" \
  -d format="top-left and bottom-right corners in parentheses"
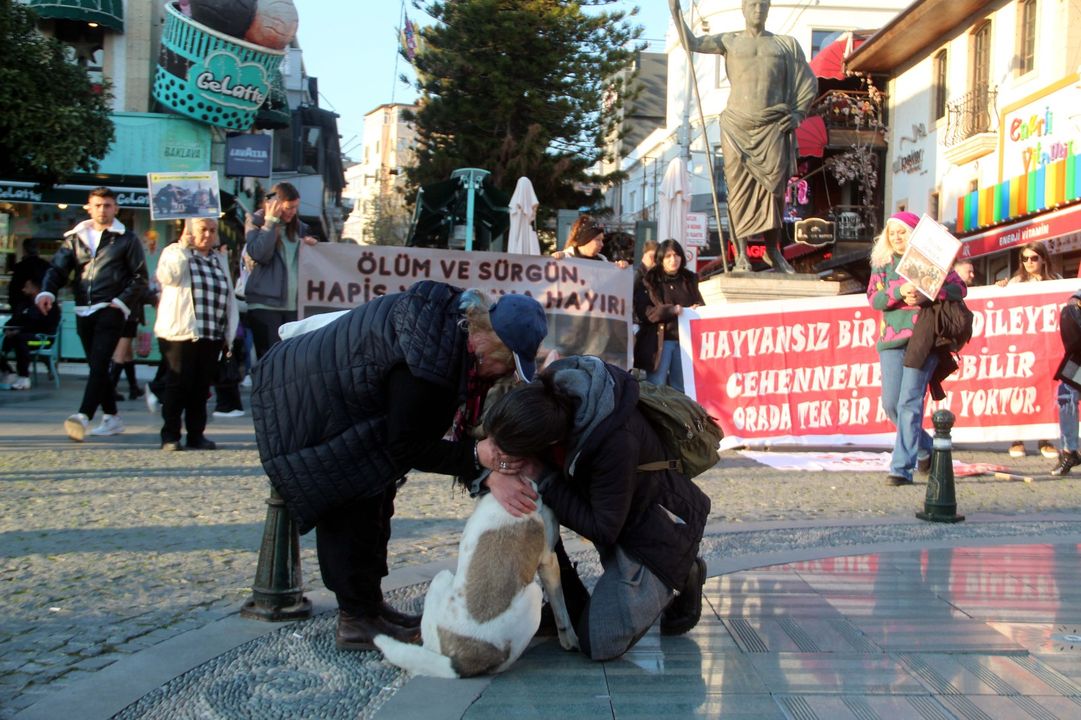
top-left (36, 187), bottom-right (148, 441)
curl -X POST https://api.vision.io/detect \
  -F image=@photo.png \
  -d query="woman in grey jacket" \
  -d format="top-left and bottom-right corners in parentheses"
top-left (244, 182), bottom-right (318, 360)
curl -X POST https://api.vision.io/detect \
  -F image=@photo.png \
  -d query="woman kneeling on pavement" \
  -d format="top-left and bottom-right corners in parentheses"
top-left (154, 217), bottom-right (238, 451)
top-left (482, 355), bottom-right (710, 660)
top-left (250, 281), bottom-right (548, 650)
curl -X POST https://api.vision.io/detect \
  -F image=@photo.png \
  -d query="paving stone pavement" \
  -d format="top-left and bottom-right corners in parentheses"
top-left (2, 373), bottom-right (1081, 718)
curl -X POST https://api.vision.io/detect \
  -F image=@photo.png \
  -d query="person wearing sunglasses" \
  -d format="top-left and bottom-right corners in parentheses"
top-left (1005, 242), bottom-right (1062, 458)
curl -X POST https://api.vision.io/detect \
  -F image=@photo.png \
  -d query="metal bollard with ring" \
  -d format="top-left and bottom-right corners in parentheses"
top-left (916, 409), bottom-right (965, 523)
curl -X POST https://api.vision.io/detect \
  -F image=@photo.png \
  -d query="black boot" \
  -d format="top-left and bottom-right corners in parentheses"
top-left (1051, 450), bottom-right (1081, 476)
top-left (661, 557), bottom-right (707, 635)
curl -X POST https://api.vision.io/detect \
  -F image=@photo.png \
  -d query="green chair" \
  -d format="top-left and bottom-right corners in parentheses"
top-left (26, 333), bottom-right (60, 389)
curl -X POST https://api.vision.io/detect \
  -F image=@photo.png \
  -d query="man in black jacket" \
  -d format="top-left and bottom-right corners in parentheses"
top-left (36, 187), bottom-right (148, 441)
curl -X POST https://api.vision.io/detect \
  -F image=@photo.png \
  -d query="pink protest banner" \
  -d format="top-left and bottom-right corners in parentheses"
top-left (680, 278), bottom-right (1077, 448)
top-left (298, 243), bottom-right (633, 367)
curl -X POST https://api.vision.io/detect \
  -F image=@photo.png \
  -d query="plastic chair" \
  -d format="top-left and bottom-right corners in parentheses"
top-left (26, 333), bottom-right (60, 389)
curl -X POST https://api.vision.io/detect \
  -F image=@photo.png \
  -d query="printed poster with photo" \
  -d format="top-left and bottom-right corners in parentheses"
top-left (896, 214), bottom-right (962, 299)
top-left (147, 171), bottom-right (221, 221)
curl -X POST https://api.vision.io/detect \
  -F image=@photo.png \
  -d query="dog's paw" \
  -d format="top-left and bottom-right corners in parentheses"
top-left (557, 627), bottom-right (580, 651)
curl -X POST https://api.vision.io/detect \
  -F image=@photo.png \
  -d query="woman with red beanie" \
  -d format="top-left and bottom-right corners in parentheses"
top-left (868, 211), bottom-right (967, 486)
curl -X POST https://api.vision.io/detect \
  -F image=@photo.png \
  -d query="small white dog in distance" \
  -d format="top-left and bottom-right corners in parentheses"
top-left (374, 481), bottom-right (579, 678)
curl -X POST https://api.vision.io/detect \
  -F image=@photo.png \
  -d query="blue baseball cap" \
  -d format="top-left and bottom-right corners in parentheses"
top-left (489, 293), bottom-right (548, 382)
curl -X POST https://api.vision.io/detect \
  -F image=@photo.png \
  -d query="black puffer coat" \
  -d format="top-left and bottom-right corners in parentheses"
top-left (539, 357), bottom-right (711, 591)
top-left (251, 281), bottom-right (469, 532)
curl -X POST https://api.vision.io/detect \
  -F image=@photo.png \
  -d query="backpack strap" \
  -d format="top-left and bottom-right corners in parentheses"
top-left (637, 459), bottom-right (684, 473)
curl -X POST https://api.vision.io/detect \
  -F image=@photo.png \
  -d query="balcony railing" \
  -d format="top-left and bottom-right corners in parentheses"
top-left (944, 84), bottom-right (997, 148)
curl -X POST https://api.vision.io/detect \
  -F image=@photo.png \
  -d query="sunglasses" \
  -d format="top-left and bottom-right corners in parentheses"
top-left (1021, 255), bottom-right (1041, 262)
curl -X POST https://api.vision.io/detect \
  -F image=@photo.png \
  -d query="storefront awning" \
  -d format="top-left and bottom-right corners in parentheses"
top-left (958, 203), bottom-right (1081, 259)
top-left (24, 0), bottom-right (123, 32)
top-left (0, 180), bottom-right (147, 209)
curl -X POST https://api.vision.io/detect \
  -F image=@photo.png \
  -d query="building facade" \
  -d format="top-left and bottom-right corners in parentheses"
top-left (1, 0), bottom-right (343, 358)
top-left (849, 0), bottom-right (1081, 284)
top-left (341, 103), bottom-right (416, 246)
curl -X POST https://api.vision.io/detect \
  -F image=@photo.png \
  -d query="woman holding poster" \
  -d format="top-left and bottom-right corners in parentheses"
top-left (868, 212), bottom-right (966, 486)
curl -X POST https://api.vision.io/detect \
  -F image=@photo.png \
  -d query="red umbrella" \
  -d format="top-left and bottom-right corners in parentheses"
top-left (809, 32), bottom-right (865, 80)
top-left (795, 114), bottom-right (828, 158)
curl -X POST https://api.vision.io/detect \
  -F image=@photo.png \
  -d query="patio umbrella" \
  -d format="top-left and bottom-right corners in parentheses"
top-left (795, 114), bottom-right (828, 158)
top-left (657, 157), bottom-right (691, 245)
top-left (809, 32), bottom-right (865, 80)
top-left (507, 176), bottom-right (541, 255)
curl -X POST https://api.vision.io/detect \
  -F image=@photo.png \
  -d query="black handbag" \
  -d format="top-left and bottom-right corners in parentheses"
top-left (217, 348), bottom-right (242, 386)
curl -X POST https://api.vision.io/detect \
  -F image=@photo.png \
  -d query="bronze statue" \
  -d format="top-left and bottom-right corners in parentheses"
top-left (670, 0), bottom-right (817, 273)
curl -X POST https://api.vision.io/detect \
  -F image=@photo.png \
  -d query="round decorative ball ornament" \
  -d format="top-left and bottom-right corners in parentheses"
top-left (244, 0), bottom-right (299, 50)
top-left (188, 0), bottom-right (258, 40)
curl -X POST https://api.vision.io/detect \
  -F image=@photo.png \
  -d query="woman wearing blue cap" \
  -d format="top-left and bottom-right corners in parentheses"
top-left (251, 281), bottom-right (548, 650)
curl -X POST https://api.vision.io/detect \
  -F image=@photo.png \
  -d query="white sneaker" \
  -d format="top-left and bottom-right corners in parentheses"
top-left (213, 409), bottom-right (245, 418)
top-left (240, 375), bottom-right (252, 388)
top-left (10, 376), bottom-right (31, 390)
top-left (146, 390), bottom-right (160, 414)
top-left (64, 413), bottom-right (90, 442)
top-left (89, 414), bottom-right (125, 436)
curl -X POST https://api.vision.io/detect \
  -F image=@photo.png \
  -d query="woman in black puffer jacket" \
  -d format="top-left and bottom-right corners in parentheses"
top-left (484, 356), bottom-right (711, 661)
top-left (633, 239), bottom-right (704, 391)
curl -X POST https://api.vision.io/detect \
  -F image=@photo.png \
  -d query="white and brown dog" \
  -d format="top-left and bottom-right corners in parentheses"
top-left (374, 483), bottom-right (579, 678)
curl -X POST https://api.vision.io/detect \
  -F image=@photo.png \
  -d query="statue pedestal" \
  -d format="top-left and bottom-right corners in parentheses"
top-left (699, 272), bottom-right (862, 305)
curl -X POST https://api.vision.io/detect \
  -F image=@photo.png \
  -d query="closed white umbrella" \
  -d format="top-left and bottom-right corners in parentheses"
top-left (507, 176), bottom-right (541, 255)
top-left (657, 157), bottom-right (691, 245)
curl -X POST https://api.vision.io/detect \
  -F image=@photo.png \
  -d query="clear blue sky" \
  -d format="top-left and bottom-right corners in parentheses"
top-left (294, 1), bottom-right (673, 161)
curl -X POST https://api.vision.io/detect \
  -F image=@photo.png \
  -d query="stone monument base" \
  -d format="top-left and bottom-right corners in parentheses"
top-left (699, 272), bottom-right (863, 305)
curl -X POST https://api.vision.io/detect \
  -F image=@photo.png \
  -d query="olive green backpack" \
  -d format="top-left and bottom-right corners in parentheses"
top-left (635, 380), bottom-right (723, 478)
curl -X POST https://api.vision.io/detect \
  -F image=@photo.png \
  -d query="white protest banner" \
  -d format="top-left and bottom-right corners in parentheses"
top-left (680, 279), bottom-right (1074, 448)
top-left (299, 244), bottom-right (634, 368)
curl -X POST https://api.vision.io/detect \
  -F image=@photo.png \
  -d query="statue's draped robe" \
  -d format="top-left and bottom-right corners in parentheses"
top-left (719, 34), bottom-right (817, 239)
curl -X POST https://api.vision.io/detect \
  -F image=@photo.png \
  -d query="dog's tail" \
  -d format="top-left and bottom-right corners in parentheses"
top-left (374, 634), bottom-right (459, 679)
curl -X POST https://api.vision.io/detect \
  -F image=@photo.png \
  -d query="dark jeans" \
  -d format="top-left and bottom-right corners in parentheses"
top-left (159, 338), bottom-right (221, 444)
top-left (76, 308), bottom-right (125, 418)
top-left (2, 331), bottom-right (36, 376)
top-left (316, 482), bottom-right (398, 616)
top-left (247, 308), bottom-right (296, 362)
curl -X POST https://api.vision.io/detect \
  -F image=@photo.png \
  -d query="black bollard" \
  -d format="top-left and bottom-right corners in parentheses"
top-left (916, 409), bottom-right (965, 523)
top-left (241, 485), bottom-right (313, 621)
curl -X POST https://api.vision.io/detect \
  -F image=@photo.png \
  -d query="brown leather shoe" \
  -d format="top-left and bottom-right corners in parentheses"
top-left (336, 611), bottom-right (421, 651)
top-left (379, 601), bottom-right (422, 629)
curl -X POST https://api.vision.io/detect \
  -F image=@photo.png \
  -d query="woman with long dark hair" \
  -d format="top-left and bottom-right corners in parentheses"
top-left (1006, 241), bottom-right (1061, 458)
top-left (633, 239), bottom-right (704, 392)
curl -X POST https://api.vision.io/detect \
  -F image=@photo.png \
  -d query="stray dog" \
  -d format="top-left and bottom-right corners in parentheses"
top-left (374, 481), bottom-right (579, 678)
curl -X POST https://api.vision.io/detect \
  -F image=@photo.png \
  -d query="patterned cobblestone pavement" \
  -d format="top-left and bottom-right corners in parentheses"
top-left (2, 378), bottom-right (1080, 718)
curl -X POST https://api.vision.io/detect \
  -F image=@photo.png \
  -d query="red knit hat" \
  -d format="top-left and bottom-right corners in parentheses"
top-left (888, 211), bottom-right (920, 229)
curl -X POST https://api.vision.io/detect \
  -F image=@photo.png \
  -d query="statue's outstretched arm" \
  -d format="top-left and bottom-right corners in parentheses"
top-left (669, 0), bottom-right (725, 54)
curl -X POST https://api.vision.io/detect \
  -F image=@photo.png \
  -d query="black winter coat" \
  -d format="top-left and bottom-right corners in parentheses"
top-left (42, 223), bottom-right (147, 312)
top-left (538, 357), bottom-right (711, 591)
top-left (633, 269), bottom-right (703, 371)
top-left (251, 281), bottom-right (474, 533)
